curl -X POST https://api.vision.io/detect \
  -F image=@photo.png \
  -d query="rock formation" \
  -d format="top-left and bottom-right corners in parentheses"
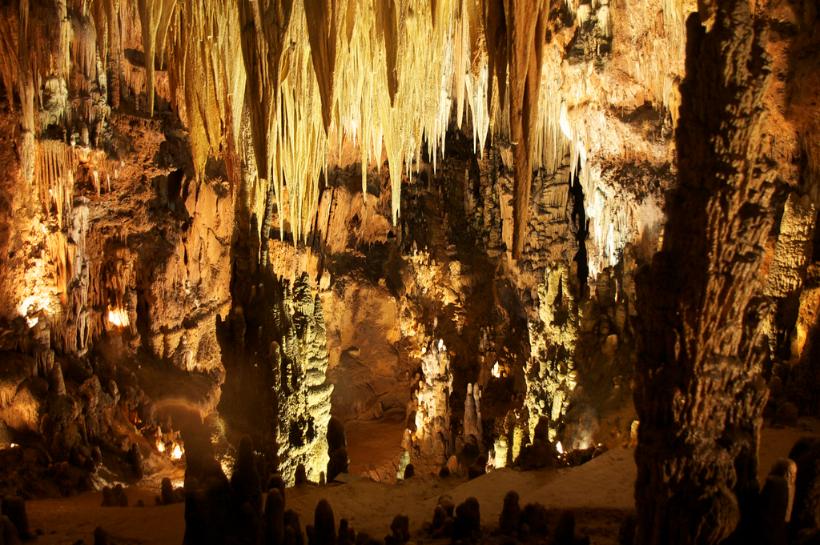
top-left (634, 1), bottom-right (797, 542)
top-left (408, 339), bottom-right (453, 463)
top-left (525, 264), bottom-right (579, 444)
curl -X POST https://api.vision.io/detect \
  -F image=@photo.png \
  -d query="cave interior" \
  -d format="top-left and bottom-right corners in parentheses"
top-left (0, 0), bottom-right (818, 544)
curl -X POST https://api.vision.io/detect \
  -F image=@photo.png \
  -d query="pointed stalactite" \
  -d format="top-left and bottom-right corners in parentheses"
top-left (137, 0), bottom-right (176, 116)
top-left (167, 0), bottom-right (246, 178)
top-left (0, 3), bottom-right (20, 113)
top-left (483, 0), bottom-right (507, 118)
top-left (238, 0), bottom-right (294, 251)
top-left (375, 0), bottom-right (398, 105)
top-left (505, 0), bottom-right (546, 258)
top-left (304, 0), bottom-right (338, 133)
top-left (88, 0), bottom-right (124, 109)
top-left (17, 0), bottom-right (36, 184)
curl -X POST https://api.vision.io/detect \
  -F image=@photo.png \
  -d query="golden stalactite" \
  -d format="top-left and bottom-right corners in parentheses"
top-left (15, 0), bottom-right (57, 183)
top-left (89, 0), bottom-right (123, 107)
top-left (35, 139), bottom-right (76, 227)
top-left (453, 0), bottom-right (490, 154)
top-left (238, 0), bottom-right (294, 240)
top-left (303, 0), bottom-right (340, 132)
top-left (166, 0), bottom-right (246, 178)
top-left (276, 0), bottom-right (327, 242)
top-left (375, 0), bottom-right (398, 104)
top-left (69, 10), bottom-right (99, 96)
top-left (91, 238), bottom-right (131, 321)
top-left (46, 230), bottom-right (71, 304)
top-left (3, 0), bottom-right (697, 258)
top-left (483, 0), bottom-right (507, 122)
top-left (504, 0), bottom-right (546, 259)
top-left (0, 5), bottom-right (20, 112)
top-left (137, 0), bottom-right (176, 116)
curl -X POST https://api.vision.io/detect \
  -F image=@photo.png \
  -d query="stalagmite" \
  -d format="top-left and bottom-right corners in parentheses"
top-left (271, 274), bottom-right (334, 485)
top-left (463, 383), bottom-right (482, 445)
top-left (411, 339), bottom-right (453, 461)
top-left (526, 264), bottom-right (578, 443)
top-left (634, 2), bottom-right (777, 542)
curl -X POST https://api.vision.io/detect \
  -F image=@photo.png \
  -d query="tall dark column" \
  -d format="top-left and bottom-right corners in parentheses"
top-left (635, 2), bottom-right (775, 543)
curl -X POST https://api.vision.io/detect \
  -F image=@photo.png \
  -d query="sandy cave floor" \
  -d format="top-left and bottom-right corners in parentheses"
top-left (26, 420), bottom-right (820, 545)
top-left (344, 418), bottom-right (407, 480)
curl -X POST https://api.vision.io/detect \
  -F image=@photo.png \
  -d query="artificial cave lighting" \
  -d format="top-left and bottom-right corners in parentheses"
top-left (155, 427), bottom-right (185, 461)
top-left (17, 292), bottom-right (55, 328)
top-left (156, 439), bottom-right (184, 461)
top-left (106, 306), bottom-right (129, 329)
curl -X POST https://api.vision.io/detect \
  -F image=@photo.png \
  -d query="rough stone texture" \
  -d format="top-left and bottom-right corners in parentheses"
top-left (525, 264), bottom-right (579, 444)
top-left (408, 339), bottom-right (453, 463)
top-left (634, 2), bottom-right (777, 543)
top-left (221, 271), bottom-right (333, 486)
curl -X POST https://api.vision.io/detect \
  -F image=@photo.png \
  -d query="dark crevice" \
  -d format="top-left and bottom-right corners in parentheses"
top-left (569, 168), bottom-right (589, 297)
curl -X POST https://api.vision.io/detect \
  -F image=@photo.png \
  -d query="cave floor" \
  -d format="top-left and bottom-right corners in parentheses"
top-left (345, 418), bottom-right (407, 481)
top-left (26, 421), bottom-right (819, 545)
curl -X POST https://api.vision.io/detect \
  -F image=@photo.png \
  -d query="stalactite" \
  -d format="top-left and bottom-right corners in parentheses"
top-left (35, 139), bottom-right (75, 227)
top-left (70, 14), bottom-right (97, 92)
top-left (166, 0), bottom-right (246, 178)
top-left (505, 0), bottom-right (547, 259)
top-left (238, 0), bottom-right (294, 248)
top-left (276, 1), bottom-right (328, 242)
top-left (136, 0), bottom-right (176, 117)
top-left (0, 6), bottom-right (20, 112)
top-left (46, 230), bottom-right (71, 305)
top-left (88, 0), bottom-right (124, 109)
top-left (1, 0), bottom-right (550, 249)
top-left (303, 0), bottom-right (340, 132)
top-left (56, 202), bottom-right (91, 354)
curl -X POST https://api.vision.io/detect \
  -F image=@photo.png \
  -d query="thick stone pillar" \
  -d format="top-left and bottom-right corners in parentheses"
top-left (634, 2), bottom-right (774, 543)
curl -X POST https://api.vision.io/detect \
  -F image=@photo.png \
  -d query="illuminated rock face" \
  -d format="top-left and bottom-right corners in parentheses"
top-left (410, 339), bottom-right (453, 463)
top-left (271, 274), bottom-right (334, 485)
top-left (462, 383), bottom-right (482, 446)
top-left (525, 264), bottom-right (578, 444)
